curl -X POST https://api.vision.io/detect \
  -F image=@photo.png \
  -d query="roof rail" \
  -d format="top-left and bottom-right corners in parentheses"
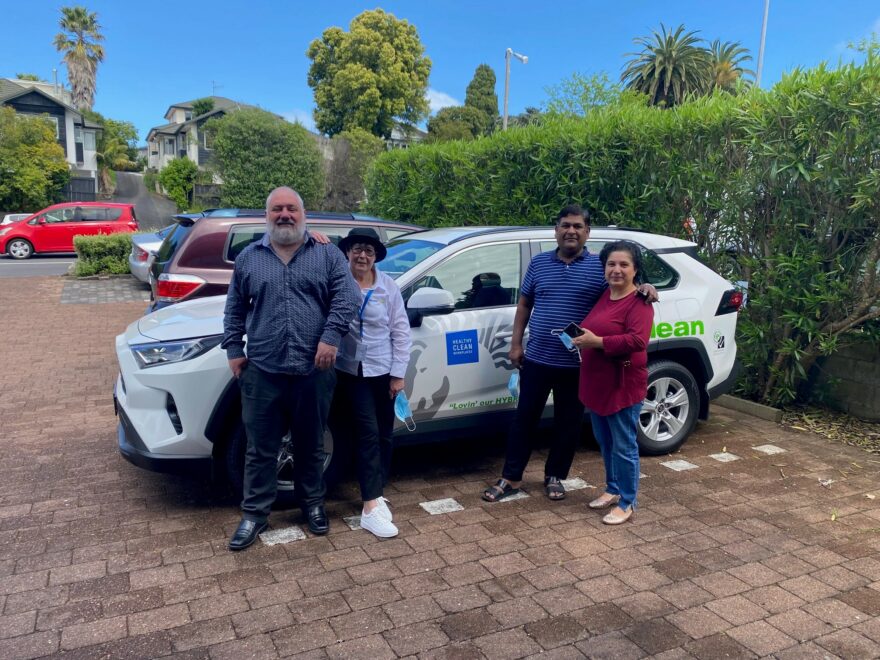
top-left (445, 224), bottom-right (657, 244)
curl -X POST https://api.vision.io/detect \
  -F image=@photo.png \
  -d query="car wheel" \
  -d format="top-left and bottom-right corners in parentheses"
top-left (637, 360), bottom-right (699, 455)
top-left (225, 421), bottom-right (339, 509)
top-left (7, 239), bottom-right (33, 259)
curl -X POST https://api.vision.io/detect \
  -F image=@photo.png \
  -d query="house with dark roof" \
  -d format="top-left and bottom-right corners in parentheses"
top-left (0, 78), bottom-right (102, 192)
top-left (146, 96), bottom-right (255, 172)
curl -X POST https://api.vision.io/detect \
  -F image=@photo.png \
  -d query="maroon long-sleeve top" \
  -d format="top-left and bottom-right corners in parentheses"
top-left (578, 289), bottom-right (654, 416)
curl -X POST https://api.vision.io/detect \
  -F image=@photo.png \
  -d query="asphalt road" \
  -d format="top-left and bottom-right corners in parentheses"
top-left (0, 254), bottom-right (75, 277)
top-left (113, 171), bottom-right (179, 231)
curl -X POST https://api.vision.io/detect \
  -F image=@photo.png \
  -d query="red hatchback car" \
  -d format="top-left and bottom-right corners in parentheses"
top-left (0, 202), bottom-right (138, 259)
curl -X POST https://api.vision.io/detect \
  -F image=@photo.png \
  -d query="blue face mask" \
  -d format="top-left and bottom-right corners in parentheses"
top-left (394, 391), bottom-right (416, 431)
top-left (508, 372), bottom-right (520, 398)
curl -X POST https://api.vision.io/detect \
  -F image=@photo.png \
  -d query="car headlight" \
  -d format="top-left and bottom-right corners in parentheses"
top-left (130, 335), bottom-right (223, 369)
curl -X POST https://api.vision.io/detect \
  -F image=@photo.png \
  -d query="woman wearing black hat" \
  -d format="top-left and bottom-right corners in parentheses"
top-left (334, 227), bottom-right (411, 538)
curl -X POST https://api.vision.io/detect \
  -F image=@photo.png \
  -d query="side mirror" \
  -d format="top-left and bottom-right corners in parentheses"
top-left (37, 217), bottom-right (47, 225)
top-left (406, 287), bottom-right (455, 327)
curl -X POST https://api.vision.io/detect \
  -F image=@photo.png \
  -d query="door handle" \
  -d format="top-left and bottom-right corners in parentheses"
top-left (495, 331), bottom-right (513, 340)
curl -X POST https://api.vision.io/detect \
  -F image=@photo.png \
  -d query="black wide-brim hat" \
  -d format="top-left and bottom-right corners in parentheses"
top-left (338, 227), bottom-right (387, 262)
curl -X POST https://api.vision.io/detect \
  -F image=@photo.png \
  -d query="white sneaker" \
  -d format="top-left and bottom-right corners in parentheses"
top-left (376, 497), bottom-right (393, 521)
top-left (360, 505), bottom-right (398, 538)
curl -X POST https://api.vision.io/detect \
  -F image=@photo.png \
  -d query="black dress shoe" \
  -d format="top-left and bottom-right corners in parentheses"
top-left (228, 518), bottom-right (268, 551)
top-left (305, 504), bottom-right (329, 535)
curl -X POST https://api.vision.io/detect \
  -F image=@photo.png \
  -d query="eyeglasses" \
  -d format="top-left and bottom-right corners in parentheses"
top-left (350, 246), bottom-right (376, 256)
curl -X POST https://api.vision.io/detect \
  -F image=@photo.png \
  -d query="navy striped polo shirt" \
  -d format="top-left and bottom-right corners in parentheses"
top-left (521, 247), bottom-right (607, 368)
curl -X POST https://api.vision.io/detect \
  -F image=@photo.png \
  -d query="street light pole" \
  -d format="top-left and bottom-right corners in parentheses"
top-left (502, 47), bottom-right (528, 130)
top-left (756, 0), bottom-right (770, 87)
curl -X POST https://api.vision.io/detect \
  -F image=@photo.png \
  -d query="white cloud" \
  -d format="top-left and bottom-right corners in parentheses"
top-left (281, 109), bottom-right (316, 132)
top-left (425, 88), bottom-right (460, 114)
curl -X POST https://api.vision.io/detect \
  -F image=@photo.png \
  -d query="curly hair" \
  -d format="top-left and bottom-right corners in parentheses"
top-left (599, 240), bottom-right (643, 284)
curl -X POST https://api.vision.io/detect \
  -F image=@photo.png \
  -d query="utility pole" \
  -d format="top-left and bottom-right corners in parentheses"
top-left (756, 0), bottom-right (770, 87)
top-left (211, 80), bottom-right (223, 96)
top-left (502, 48), bottom-right (528, 131)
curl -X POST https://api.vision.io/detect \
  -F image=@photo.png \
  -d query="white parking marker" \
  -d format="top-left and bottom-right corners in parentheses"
top-left (561, 477), bottom-right (592, 491)
top-left (260, 526), bottom-right (306, 545)
top-left (709, 452), bottom-right (741, 462)
top-left (661, 459), bottom-right (699, 471)
top-left (752, 444), bottom-right (786, 455)
top-left (343, 515), bottom-right (362, 531)
top-left (420, 498), bottom-right (464, 514)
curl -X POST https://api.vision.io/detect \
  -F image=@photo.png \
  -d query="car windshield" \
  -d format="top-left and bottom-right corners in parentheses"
top-left (379, 238), bottom-right (444, 279)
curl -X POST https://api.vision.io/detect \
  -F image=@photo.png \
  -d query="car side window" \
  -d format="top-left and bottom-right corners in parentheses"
top-left (43, 210), bottom-right (67, 223)
top-left (225, 226), bottom-right (266, 262)
top-left (406, 242), bottom-right (522, 310)
top-left (81, 208), bottom-right (105, 222)
top-left (309, 225), bottom-right (351, 246)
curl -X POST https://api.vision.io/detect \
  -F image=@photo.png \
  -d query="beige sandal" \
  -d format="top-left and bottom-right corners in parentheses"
top-left (602, 506), bottom-right (633, 525)
top-left (588, 493), bottom-right (620, 509)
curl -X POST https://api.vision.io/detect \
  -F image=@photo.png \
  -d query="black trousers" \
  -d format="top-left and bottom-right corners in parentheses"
top-left (238, 364), bottom-right (335, 522)
top-left (501, 359), bottom-right (584, 482)
top-left (333, 369), bottom-right (394, 501)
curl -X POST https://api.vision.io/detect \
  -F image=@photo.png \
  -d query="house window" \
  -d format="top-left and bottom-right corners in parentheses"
top-left (74, 126), bottom-right (83, 143)
top-left (165, 138), bottom-right (175, 154)
top-left (84, 131), bottom-right (96, 151)
top-left (202, 130), bottom-right (214, 149)
top-left (185, 111), bottom-right (192, 121)
top-left (20, 113), bottom-right (59, 138)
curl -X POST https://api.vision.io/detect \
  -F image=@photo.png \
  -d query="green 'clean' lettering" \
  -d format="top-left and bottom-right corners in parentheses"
top-left (650, 320), bottom-right (705, 339)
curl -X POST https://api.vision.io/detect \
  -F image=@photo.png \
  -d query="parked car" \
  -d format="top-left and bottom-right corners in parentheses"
top-left (114, 225), bottom-right (742, 506)
top-left (147, 210), bottom-right (419, 310)
top-left (1, 213), bottom-right (31, 226)
top-left (0, 202), bottom-right (138, 259)
top-left (129, 224), bottom-right (175, 284)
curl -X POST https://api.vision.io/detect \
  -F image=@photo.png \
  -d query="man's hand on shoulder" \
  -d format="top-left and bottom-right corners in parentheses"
top-left (310, 230), bottom-right (331, 245)
top-left (637, 283), bottom-right (659, 304)
top-left (314, 342), bottom-right (338, 370)
top-left (228, 357), bottom-right (248, 379)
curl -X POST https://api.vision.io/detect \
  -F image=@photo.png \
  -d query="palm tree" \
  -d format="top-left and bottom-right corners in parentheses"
top-left (621, 24), bottom-right (710, 107)
top-left (53, 6), bottom-right (105, 110)
top-left (95, 137), bottom-right (132, 193)
top-left (708, 40), bottom-right (755, 92)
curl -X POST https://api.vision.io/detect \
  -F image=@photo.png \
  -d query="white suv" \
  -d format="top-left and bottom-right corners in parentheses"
top-left (114, 226), bottom-right (742, 505)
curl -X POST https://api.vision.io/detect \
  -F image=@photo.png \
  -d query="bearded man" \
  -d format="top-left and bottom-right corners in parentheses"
top-left (222, 186), bottom-right (360, 550)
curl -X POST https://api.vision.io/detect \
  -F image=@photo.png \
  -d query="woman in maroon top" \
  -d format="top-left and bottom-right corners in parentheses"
top-left (572, 240), bottom-right (654, 525)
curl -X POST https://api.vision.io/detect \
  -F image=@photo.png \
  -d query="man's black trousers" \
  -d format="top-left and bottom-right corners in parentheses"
top-left (501, 358), bottom-right (584, 482)
top-left (238, 364), bottom-right (335, 522)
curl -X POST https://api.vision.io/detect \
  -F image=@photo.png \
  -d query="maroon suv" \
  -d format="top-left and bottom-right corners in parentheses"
top-left (149, 211), bottom-right (419, 310)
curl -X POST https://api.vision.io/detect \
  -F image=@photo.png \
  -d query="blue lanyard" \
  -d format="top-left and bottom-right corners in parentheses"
top-left (358, 289), bottom-right (374, 339)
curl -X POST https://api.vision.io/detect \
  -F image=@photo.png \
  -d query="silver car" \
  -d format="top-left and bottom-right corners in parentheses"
top-left (129, 224), bottom-right (174, 283)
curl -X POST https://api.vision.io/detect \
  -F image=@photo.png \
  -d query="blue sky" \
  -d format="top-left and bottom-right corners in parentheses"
top-left (2, 1), bottom-right (878, 143)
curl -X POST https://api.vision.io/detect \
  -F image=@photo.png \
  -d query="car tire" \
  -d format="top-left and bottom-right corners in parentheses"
top-left (7, 239), bottom-right (33, 259)
top-left (225, 421), bottom-right (340, 509)
top-left (637, 360), bottom-right (699, 455)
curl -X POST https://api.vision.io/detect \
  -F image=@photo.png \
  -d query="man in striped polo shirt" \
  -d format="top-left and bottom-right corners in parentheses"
top-left (482, 204), bottom-right (653, 502)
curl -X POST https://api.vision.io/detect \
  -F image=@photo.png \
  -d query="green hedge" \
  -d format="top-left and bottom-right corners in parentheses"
top-left (73, 233), bottom-right (133, 276)
top-left (365, 52), bottom-right (880, 407)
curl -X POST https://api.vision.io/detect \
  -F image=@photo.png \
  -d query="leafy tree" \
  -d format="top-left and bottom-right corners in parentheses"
top-left (464, 64), bottom-right (499, 135)
top-left (206, 108), bottom-right (324, 208)
top-left (191, 97), bottom-right (215, 117)
top-left (307, 9), bottom-right (431, 138)
top-left (544, 72), bottom-right (630, 115)
top-left (324, 127), bottom-right (386, 210)
top-left (15, 73), bottom-right (42, 81)
top-left (0, 107), bottom-right (69, 211)
top-left (708, 40), bottom-right (754, 92)
top-left (53, 5), bottom-right (105, 110)
top-left (427, 106), bottom-right (488, 142)
top-left (621, 23), bottom-right (710, 107)
top-left (506, 106), bottom-right (544, 128)
top-left (158, 157), bottom-right (198, 210)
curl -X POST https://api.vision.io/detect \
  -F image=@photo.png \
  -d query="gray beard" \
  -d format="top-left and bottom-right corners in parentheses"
top-left (268, 222), bottom-right (305, 246)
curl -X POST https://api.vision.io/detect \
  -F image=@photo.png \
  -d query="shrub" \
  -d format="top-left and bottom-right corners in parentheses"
top-left (73, 233), bottom-right (133, 276)
top-left (159, 158), bottom-right (198, 210)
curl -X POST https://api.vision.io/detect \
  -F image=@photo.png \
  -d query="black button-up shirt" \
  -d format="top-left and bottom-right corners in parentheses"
top-left (222, 233), bottom-right (361, 375)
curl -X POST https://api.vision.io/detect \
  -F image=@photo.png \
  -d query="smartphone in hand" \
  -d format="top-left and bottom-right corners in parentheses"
top-left (563, 322), bottom-right (584, 338)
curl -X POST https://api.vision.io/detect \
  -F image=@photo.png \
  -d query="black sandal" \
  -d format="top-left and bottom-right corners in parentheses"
top-left (544, 476), bottom-right (566, 500)
top-left (482, 479), bottom-right (520, 503)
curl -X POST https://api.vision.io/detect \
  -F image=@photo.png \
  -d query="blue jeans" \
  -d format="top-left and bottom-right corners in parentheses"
top-left (590, 402), bottom-right (641, 511)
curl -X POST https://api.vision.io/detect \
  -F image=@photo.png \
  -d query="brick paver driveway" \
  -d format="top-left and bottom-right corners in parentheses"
top-left (1, 276), bottom-right (879, 659)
